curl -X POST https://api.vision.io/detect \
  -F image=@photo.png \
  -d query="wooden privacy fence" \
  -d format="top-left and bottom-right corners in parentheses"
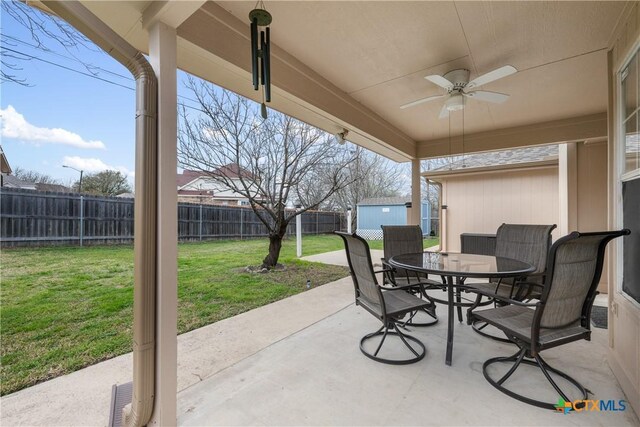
top-left (1, 188), bottom-right (344, 247)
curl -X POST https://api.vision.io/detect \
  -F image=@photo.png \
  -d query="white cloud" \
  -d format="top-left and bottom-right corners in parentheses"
top-left (62, 156), bottom-right (133, 178)
top-left (0, 105), bottom-right (106, 150)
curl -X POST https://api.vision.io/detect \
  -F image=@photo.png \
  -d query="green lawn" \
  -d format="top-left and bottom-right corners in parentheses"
top-left (0, 235), bottom-right (351, 395)
top-left (0, 233), bottom-right (439, 395)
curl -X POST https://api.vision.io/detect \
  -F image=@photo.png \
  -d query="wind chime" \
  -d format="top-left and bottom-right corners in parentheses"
top-left (249, 2), bottom-right (272, 119)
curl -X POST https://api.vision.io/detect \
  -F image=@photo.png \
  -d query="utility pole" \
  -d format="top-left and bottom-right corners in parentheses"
top-left (63, 165), bottom-right (84, 193)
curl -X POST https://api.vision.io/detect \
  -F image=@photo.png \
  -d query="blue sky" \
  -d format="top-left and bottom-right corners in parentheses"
top-left (0, 5), bottom-right (204, 186)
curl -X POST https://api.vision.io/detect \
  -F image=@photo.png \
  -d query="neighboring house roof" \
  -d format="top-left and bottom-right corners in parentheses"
top-left (358, 196), bottom-right (411, 206)
top-left (212, 163), bottom-right (254, 179)
top-left (176, 169), bottom-right (203, 188)
top-left (2, 175), bottom-right (36, 189)
top-left (177, 163), bottom-right (254, 189)
top-left (35, 183), bottom-right (71, 193)
top-left (426, 144), bottom-right (558, 173)
top-left (116, 192), bottom-right (135, 198)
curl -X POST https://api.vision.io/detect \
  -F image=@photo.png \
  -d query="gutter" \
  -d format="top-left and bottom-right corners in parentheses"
top-left (40, 2), bottom-right (158, 426)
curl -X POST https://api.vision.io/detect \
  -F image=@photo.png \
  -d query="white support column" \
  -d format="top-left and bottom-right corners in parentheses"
top-left (558, 142), bottom-right (578, 236)
top-left (410, 158), bottom-right (421, 226)
top-left (149, 21), bottom-right (178, 427)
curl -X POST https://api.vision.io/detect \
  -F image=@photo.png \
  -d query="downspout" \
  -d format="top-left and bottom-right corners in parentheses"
top-left (40, 2), bottom-right (157, 425)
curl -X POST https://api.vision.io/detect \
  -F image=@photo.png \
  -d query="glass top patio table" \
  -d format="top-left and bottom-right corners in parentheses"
top-left (389, 252), bottom-right (535, 279)
top-left (388, 252), bottom-right (535, 366)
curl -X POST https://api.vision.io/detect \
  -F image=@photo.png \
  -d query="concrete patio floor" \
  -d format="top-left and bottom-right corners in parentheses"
top-left (177, 288), bottom-right (636, 426)
top-left (2, 246), bottom-right (635, 426)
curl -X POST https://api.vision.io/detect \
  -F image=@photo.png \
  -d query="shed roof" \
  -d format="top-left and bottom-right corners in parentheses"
top-left (358, 196), bottom-right (411, 206)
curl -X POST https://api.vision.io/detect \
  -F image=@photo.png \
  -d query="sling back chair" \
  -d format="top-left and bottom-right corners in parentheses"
top-left (381, 225), bottom-right (440, 326)
top-left (475, 229), bottom-right (629, 409)
top-left (466, 223), bottom-right (556, 342)
top-left (336, 231), bottom-right (434, 364)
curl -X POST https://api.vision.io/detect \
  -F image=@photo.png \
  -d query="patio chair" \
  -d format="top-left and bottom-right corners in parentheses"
top-left (475, 229), bottom-right (629, 409)
top-left (336, 231), bottom-right (433, 364)
top-left (381, 225), bottom-right (440, 326)
top-left (466, 223), bottom-right (556, 342)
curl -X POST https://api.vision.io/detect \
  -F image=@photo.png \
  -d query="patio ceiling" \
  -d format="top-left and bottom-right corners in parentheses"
top-left (40, 1), bottom-right (629, 161)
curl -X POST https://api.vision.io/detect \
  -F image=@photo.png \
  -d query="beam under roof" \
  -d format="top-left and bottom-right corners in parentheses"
top-left (416, 113), bottom-right (608, 159)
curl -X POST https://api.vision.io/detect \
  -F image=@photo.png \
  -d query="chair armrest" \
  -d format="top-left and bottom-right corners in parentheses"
top-left (378, 275), bottom-right (439, 291)
top-left (467, 287), bottom-right (540, 308)
top-left (378, 282), bottom-right (430, 291)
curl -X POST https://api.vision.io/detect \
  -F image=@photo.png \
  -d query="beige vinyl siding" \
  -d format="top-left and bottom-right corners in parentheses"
top-left (441, 167), bottom-right (559, 253)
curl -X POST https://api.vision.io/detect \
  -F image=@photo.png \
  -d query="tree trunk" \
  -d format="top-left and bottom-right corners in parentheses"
top-left (262, 233), bottom-right (283, 268)
top-left (261, 210), bottom-right (289, 269)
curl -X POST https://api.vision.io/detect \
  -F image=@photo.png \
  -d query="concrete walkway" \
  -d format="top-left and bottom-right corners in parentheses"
top-left (1, 278), bottom-right (354, 426)
top-left (301, 249), bottom-right (384, 267)
top-left (300, 245), bottom-right (440, 267)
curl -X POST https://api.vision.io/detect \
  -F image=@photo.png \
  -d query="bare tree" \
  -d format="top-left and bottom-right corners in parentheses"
top-left (77, 170), bottom-right (131, 196)
top-left (178, 77), bottom-right (358, 268)
top-left (1, 0), bottom-right (101, 85)
top-left (12, 166), bottom-right (60, 184)
top-left (304, 147), bottom-right (405, 228)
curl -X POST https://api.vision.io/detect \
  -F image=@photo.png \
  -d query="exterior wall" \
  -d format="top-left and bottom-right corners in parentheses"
top-left (356, 202), bottom-right (431, 239)
top-left (177, 195), bottom-right (246, 206)
top-left (357, 204), bottom-right (406, 229)
top-left (180, 176), bottom-right (252, 203)
top-left (439, 167), bottom-right (559, 253)
top-left (608, 2), bottom-right (640, 417)
top-left (576, 141), bottom-right (610, 292)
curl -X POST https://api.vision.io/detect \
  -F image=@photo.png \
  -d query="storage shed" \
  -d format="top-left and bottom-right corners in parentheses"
top-left (356, 197), bottom-right (430, 240)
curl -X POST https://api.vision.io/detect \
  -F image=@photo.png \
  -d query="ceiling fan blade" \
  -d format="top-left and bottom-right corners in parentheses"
top-left (464, 90), bottom-right (510, 104)
top-left (438, 104), bottom-right (449, 119)
top-left (425, 74), bottom-right (454, 90)
top-left (400, 95), bottom-right (445, 109)
top-left (466, 65), bottom-right (517, 89)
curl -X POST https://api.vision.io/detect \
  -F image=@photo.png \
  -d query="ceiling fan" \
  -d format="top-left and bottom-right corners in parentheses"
top-left (400, 65), bottom-right (517, 118)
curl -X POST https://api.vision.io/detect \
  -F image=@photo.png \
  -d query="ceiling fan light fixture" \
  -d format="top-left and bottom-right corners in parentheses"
top-left (445, 93), bottom-right (465, 111)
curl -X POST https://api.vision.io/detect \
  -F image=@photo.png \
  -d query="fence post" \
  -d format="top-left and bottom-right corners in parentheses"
top-left (315, 211), bottom-right (319, 235)
top-left (240, 208), bottom-right (244, 239)
top-left (199, 204), bottom-right (203, 241)
top-left (79, 195), bottom-right (84, 247)
top-left (296, 205), bottom-right (302, 257)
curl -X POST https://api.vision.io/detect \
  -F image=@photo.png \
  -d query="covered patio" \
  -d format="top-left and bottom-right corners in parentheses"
top-left (16, 0), bottom-right (640, 425)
